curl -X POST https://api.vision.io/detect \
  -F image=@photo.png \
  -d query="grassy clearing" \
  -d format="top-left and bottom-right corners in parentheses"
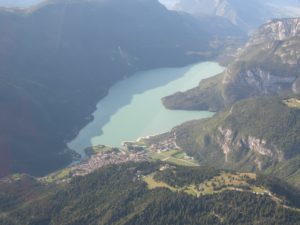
top-left (143, 174), bottom-right (196, 195)
top-left (150, 150), bottom-right (179, 160)
top-left (143, 174), bottom-right (176, 191)
top-left (150, 150), bottom-right (199, 167)
top-left (10, 174), bottom-right (24, 181)
top-left (143, 171), bottom-right (269, 198)
top-left (196, 172), bottom-right (259, 195)
top-left (283, 98), bottom-right (300, 109)
top-left (41, 168), bottom-right (73, 183)
top-left (166, 157), bottom-right (199, 167)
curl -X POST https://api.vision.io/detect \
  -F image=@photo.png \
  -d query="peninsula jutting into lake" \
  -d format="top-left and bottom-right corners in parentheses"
top-left (68, 62), bottom-right (224, 155)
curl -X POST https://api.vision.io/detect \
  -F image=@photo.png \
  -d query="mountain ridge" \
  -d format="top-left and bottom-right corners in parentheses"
top-left (162, 17), bottom-right (300, 111)
top-left (164, 96), bottom-right (300, 187)
top-left (0, 0), bottom-right (243, 177)
top-left (0, 162), bottom-right (299, 225)
top-left (161, 0), bottom-right (300, 31)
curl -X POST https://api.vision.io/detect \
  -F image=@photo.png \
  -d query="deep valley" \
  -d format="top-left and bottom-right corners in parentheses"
top-left (1, 0), bottom-right (300, 224)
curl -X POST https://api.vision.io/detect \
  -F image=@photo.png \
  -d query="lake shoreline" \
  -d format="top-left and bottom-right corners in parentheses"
top-left (68, 61), bottom-right (224, 156)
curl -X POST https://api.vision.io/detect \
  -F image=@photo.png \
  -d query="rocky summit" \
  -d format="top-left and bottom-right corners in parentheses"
top-left (162, 18), bottom-right (300, 111)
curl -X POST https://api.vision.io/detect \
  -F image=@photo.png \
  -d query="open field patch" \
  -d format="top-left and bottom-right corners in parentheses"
top-left (149, 150), bottom-right (199, 166)
top-left (283, 98), bottom-right (300, 109)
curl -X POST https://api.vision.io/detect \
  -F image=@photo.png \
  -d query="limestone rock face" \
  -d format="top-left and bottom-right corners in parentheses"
top-left (253, 18), bottom-right (300, 42)
top-left (217, 126), bottom-right (284, 170)
top-left (162, 18), bottom-right (300, 111)
top-left (169, 96), bottom-right (300, 186)
top-left (222, 18), bottom-right (300, 104)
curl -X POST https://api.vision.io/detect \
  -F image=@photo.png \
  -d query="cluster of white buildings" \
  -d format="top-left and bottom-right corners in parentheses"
top-left (73, 150), bottom-right (147, 176)
top-left (149, 137), bottom-right (179, 153)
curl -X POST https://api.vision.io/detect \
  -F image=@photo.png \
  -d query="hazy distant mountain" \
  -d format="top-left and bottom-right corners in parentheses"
top-left (0, 0), bottom-right (243, 177)
top-left (163, 18), bottom-right (300, 111)
top-left (160, 0), bottom-right (300, 31)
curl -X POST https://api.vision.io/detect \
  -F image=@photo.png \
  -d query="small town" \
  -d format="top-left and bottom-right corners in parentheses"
top-left (74, 149), bottom-right (147, 176)
top-left (122, 132), bottom-right (181, 154)
top-left (149, 136), bottom-right (180, 153)
top-left (42, 146), bottom-right (148, 183)
top-left (41, 132), bottom-right (200, 184)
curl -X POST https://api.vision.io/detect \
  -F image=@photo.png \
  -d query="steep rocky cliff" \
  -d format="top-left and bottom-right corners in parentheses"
top-left (171, 97), bottom-right (300, 187)
top-left (163, 18), bottom-right (300, 111)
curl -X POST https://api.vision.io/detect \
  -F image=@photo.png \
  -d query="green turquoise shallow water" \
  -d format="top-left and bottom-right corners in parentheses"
top-left (68, 62), bottom-right (225, 155)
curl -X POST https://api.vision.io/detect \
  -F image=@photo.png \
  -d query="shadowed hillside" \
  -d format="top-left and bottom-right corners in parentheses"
top-left (0, 0), bottom-right (243, 176)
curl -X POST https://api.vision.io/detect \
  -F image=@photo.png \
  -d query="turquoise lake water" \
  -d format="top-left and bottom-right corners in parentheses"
top-left (68, 61), bottom-right (225, 155)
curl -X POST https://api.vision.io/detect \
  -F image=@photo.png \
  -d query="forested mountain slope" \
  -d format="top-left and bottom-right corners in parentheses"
top-left (0, 162), bottom-right (299, 225)
top-left (0, 0), bottom-right (242, 177)
top-left (169, 97), bottom-right (300, 187)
